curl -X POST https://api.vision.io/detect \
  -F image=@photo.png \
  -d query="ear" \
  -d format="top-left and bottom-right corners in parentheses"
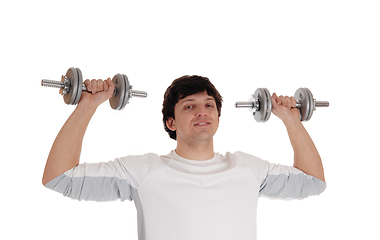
top-left (166, 117), bottom-right (177, 131)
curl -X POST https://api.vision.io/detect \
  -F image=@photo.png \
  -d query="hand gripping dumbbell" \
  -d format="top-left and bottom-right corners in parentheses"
top-left (235, 88), bottom-right (329, 122)
top-left (41, 67), bottom-right (147, 110)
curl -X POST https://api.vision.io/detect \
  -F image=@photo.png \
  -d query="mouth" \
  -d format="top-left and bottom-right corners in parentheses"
top-left (194, 122), bottom-right (211, 126)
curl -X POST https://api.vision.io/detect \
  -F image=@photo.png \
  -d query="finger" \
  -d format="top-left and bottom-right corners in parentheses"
top-left (97, 79), bottom-right (104, 92)
top-left (290, 96), bottom-right (297, 108)
top-left (271, 93), bottom-right (277, 103)
top-left (84, 79), bottom-right (91, 92)
top-left (278, 95), bottom-right (284, 105)
top-left (103, 81), bottom-right (109, 91)
top-left (103, 78), bottom-right (112, 91)
top-left (272, 93), bottom-right (280, 108)
top-left (106, 78), bottom-right (115, 92)
top-left (91, 79), bottom-right (98, 94)
top-left (285, 96), bottom-right (292, 109)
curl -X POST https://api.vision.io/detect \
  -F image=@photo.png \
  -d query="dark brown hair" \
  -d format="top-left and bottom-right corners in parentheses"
top-left (162, 75), bottom-right (223, 140)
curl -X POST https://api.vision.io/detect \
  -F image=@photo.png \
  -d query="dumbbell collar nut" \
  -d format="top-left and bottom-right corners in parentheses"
top-left (60, 75), bottom-right (70, 96)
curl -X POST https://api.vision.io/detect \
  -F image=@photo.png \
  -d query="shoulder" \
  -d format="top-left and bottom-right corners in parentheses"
top-left (118, 153), bottom-right (163, 168)
top-left (218, 151), bottom-right (270, 185)
top-left (116, 153), bottom-right (168, 188)
top-left (220, 151), bottom-right (269, 172)
top-left (221, 151), bottom-right (267, 164)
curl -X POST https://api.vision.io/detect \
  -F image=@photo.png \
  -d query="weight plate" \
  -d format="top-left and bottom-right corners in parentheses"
top-left (63, 67), bottom-right (79, 105)
top-left (305, 88), bottom-right (314, 121)
top-left (119, 74), bottom-right (131, 110)
top-left (72, 68), bottom-right (83, 105)
top-left (253, 88), bottom-right (269, 123)
top-left (109, 74), bottom-right (126, 110)
top-left (263, 88), bottom-right (272, 122)
top-left (295, 88), bottom-right (313, 121)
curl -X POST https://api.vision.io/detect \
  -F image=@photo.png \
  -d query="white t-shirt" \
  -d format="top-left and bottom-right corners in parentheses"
top-left (45, 151), bottom-right (326, 240)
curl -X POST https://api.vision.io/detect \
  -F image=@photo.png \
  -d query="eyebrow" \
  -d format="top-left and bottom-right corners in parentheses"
top-left (179, 97), bottom-right (216, 106)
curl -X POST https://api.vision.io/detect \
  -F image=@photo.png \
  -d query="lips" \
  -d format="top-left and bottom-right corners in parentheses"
top-left (194, 121), bottom-right (210, 126)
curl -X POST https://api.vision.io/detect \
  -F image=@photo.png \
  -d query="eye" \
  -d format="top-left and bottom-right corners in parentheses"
top-left (206, 103), bottom-right (215, 108)
top-left (185, 105), bottom-right (193, 110)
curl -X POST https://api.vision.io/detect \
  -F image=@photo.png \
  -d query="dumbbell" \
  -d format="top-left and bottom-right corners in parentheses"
top-left (235, 88), bottom-right (329, 122)
top-left (41, 67), bottom-right (147, 110)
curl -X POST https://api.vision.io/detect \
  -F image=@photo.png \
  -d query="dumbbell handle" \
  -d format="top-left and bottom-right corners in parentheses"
top-left (41, 79), bottom-right (148, 98)
top-left (235, 100), bottom-right (259, 109)
top-left (235, 99), bottom-right (329, 109)
top-left (295, 100), bottom-right (330, 108)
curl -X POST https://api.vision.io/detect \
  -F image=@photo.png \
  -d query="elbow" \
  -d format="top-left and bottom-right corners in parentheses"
top-left (317, 182), bottom-right (326, 196)
top-left (42, 175), bottom-right (49, 186)
top-left (42, 172), bottom-right (55, 186)
top-left (319, 179), bottom-right (327, 194)
top-left (309, 177), bottom-right (327, 197)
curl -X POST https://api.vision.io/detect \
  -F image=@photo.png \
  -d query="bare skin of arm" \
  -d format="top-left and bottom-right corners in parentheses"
top-left (271, 93), bottom-right (325, 182)
top-left (42, 78), bottom-right (115, 185)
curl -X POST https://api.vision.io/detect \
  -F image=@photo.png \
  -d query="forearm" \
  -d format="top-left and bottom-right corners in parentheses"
top-left (284, 119), bottom-right (325, 182)
top-left (42, 104), bottom-right (96, 185)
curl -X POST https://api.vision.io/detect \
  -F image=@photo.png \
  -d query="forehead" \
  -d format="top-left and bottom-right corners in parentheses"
top-left (178, 91), bottom-right (215, 104)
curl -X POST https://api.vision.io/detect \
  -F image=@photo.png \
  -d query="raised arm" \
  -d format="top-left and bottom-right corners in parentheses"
top-left (42, 78), bottom-right (115, 185)
top-left (271, 93), bottom-right (325, 182)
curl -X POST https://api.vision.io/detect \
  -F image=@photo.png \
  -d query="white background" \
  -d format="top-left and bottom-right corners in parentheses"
top-left (1, 0), bottom-right (379, 239)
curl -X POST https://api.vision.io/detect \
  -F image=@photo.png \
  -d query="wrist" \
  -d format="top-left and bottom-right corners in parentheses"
top-left (75, 101), bottom-right (98, 116)
top-left (282, 115), bottom-right (302, 128)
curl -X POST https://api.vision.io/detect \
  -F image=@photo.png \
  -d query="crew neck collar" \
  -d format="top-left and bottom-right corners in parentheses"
top-left (170, 150), bottom-right (218, 165)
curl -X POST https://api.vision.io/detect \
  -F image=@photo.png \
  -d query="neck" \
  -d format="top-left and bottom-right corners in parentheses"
top-left (175, 138), bottom-right (215, 161)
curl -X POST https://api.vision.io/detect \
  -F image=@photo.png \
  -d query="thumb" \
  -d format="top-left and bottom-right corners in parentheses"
top-left (271, 93), bottom-right (278, 105)
top-left (106, 78), bottom-right (115, 92)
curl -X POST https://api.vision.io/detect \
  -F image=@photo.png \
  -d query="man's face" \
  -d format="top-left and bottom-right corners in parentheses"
top-left (166, 91), bottom-right (220, 144)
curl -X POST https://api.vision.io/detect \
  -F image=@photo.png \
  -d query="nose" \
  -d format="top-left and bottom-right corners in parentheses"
top-left (196, 105), bottom-right (207, 117)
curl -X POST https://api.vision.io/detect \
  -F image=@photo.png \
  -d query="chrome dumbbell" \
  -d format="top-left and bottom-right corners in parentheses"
top-left (235, 88), bottom-right (329, 122)
top-left (41, 67), bottom-right (147, 110)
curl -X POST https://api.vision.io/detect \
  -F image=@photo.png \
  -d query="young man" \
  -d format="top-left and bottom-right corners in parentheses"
top-left (42, 75), bottom-right (326, 240)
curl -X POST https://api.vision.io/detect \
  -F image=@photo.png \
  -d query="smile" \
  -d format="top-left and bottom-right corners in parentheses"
top-left (194, 122), bottom-right (210, 126)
